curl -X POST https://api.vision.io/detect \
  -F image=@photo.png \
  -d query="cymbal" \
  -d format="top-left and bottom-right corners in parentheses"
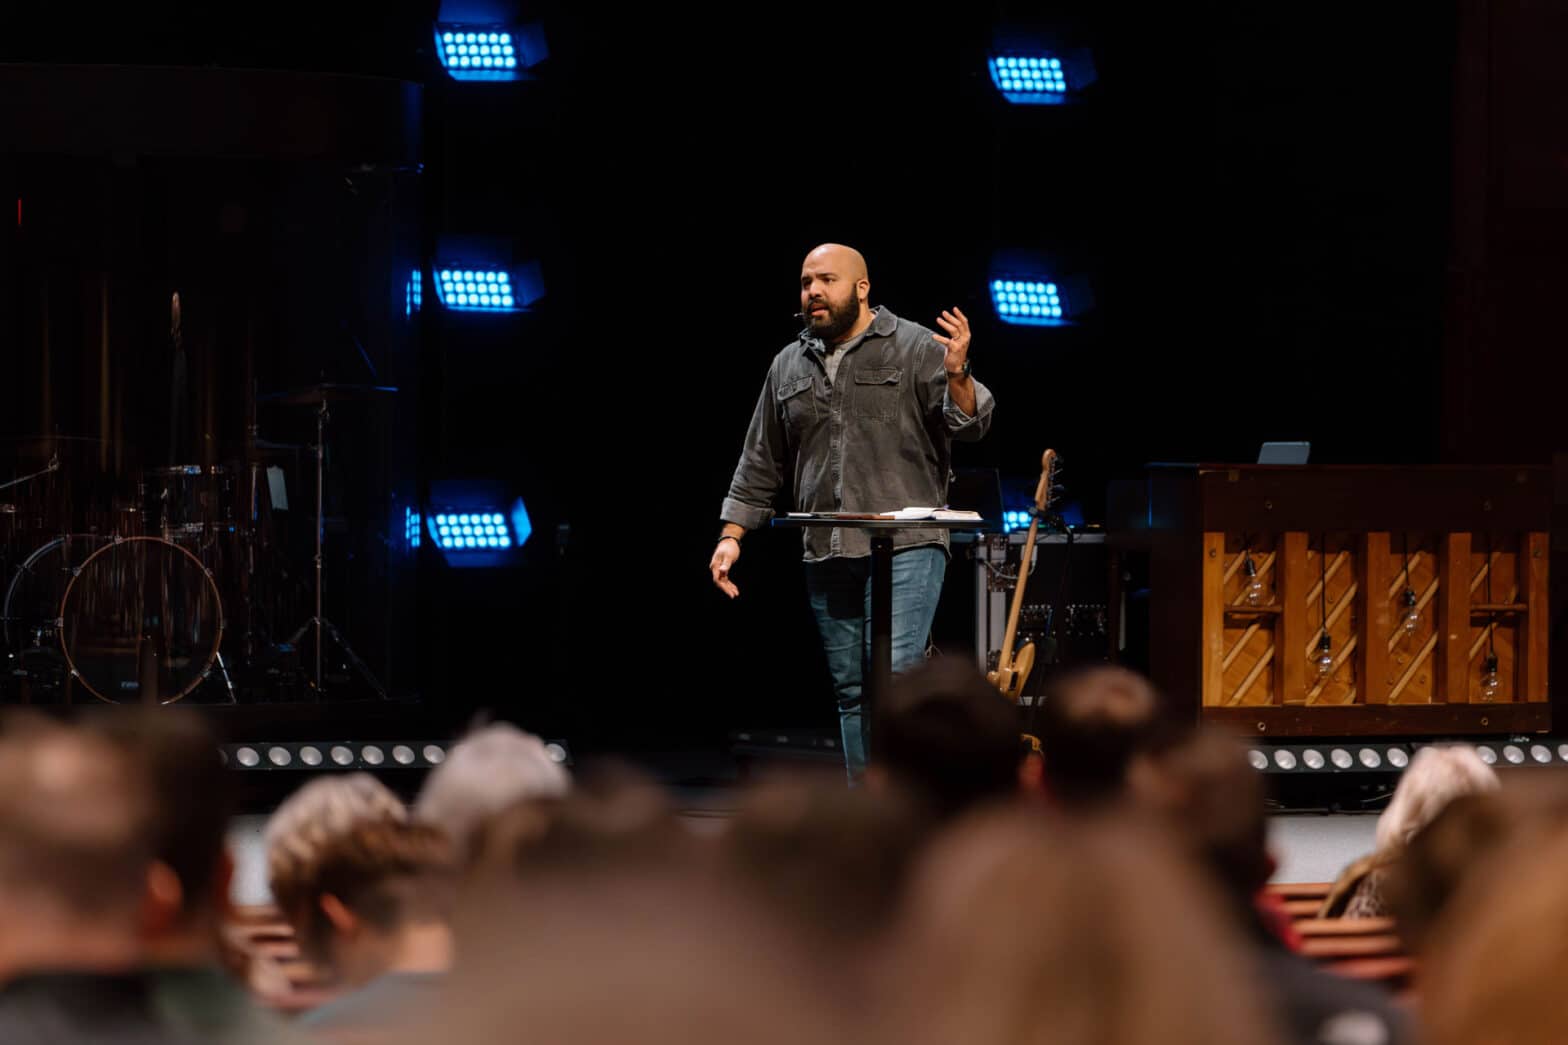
top-left (258, 383), bottom-right (398, 406)
top-left (3, 434), bottom-right (128, 457)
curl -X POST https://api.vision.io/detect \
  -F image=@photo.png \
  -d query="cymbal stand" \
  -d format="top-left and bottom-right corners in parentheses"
top-left (281, 399), bottom-right (386, 699)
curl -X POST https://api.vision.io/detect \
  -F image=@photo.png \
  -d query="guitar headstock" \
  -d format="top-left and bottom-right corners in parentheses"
top-left (1033, 448), bottom-right (1064, 515)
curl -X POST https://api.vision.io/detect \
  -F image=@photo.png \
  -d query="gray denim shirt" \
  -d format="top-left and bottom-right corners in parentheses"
top-left (720, 306), bottom-right (995, 561)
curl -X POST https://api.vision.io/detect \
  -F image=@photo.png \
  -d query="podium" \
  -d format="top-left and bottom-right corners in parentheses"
top-left (770, 516), bottom-right (986, 720)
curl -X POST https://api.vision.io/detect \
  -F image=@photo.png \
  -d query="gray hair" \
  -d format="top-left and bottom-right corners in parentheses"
top-left (1376, 746), bottom-right (1499, 852)
top-left (414, 724), bottom-right (571, 855)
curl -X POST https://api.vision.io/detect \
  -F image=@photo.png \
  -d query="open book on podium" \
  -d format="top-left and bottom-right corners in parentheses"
top-left (783, 507), bottom-right (984, 522)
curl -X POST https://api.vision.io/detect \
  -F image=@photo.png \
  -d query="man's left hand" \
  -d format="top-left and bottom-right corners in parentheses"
top-left (934, 307), bottom-right (971, 376)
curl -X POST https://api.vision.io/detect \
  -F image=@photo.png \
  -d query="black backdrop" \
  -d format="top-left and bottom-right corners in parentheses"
top-left (6, 1), bottom-right (1515, 752)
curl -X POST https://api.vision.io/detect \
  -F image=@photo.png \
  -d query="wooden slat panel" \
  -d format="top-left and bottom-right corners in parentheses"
top-left (1306, 536), bottom-right (1358, 706)
top-left (1227, 646), bottom-right (1275, 707)
top-left (1304, 551), bottom-right (1351, 612)
top-left (1522, 531), bottom-right (1550, 702)
top-left (1209, 702), bottom-right (1548, 737)
top-left (1389, 634), bottom-right (1439, 704)
top-left (1387, 550), bottom-right (1425, 600)
top-left (1296, 917), bottom-right (1397, 937)
top-left (1203, 532), bottom-right (1226, 707)
top-left (1439, 533), bottom-right (1473, 703)
top-left (1360, 533), bottom-right (1391, 704)
top-left (1265, 882), bottom-right (1333, 899)
top-left (1299, 935), bottom-right (1405, 960)
top-left (1279, 532), bottom-right (1309, 705)
top-left (1223, 622), bottom-right (1263, 673)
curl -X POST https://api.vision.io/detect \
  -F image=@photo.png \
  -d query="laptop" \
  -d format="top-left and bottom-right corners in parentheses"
top-left (1257, 441), bottom-right (1311, 465)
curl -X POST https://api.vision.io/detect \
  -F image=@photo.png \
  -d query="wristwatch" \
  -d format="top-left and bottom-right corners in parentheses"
top-left (947, 358), bottom-right (971, 380)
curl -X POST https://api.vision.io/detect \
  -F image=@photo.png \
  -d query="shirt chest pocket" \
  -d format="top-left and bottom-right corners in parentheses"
top-left (775, 374), bottom-right (816, 434)
top-left (852, 366), bottom-right (903, 423)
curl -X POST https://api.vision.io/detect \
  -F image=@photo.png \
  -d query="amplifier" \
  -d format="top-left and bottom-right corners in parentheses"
top-left (955, 531), bottom-right (1116, 690)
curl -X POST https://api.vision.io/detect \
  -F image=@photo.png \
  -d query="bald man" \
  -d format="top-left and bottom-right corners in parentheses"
top-left (713, 245), bottom-right (995, 780)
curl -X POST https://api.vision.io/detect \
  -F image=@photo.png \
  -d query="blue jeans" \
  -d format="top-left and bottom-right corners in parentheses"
top-left (804, 546), bottom-right (948, 782)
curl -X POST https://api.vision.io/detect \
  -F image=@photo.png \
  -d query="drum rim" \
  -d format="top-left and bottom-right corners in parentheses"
top-left (2, 534), bottom-right (112, 648)
top-left (56, 535), bottom-right (223, 705)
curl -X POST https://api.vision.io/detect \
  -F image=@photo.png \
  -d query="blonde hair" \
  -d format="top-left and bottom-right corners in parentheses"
top-left (1376, 746), bottom-right (1498, 852)
top-left (264, 773), bottom-right (406, 934)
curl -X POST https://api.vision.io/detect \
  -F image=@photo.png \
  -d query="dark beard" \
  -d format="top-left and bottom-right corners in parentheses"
top-left (806, 294), bottom-right (862, 343)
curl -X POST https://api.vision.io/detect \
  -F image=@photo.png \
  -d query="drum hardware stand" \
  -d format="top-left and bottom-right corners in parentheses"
top-left (280, 399), bottom-right (387, 700)
top-left (212, 650), bottom-right (238, 704)
top-left (0, 454), bottom-right (59, 493)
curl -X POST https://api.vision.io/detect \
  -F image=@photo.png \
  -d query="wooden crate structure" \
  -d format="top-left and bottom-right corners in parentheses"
top-left (1110, 466), bottom-right (1552, 737)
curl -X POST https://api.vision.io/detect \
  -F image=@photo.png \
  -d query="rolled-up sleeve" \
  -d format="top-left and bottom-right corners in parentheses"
top-left (943, 377), bottom-right (995, 442)
top-left (918, 339), bottom-right (994, 442)
top-left (720, 366), bottom-right (789, 530)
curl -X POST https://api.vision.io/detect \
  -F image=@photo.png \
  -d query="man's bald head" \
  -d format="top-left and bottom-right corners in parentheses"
top-left (803, 243), bottom-right (869, 284)
top-left (800, 244), bottom-right (872, 344)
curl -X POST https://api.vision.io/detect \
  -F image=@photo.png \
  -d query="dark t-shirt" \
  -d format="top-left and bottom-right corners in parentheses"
top-left (0, 972), bottom-right (198, 1045)
top-left (1256, 948), bottom-right (1415, 1045)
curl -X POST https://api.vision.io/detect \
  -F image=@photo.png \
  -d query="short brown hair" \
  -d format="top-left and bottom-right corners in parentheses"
top-left (1037, 665), bottom-right (1169, 808)
top-left (265, 773), bottom-right (407, 946)
top-left (295, 819), bottom-right (457, 962)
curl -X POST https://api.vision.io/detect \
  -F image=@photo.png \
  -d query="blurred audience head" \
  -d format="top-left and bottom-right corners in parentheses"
top-left (464, 761), bottom-right (682, 888)
top-left (1375, 744), bottom-right (1498, 853)
top-left (1422, 822), bottom-right (1568, 1045)
top-left (720, 776), bottom-right (932, 956)
top-left (1037, 665), bottom-right (1170, 809)
top-left (872, 657), bottom-right (1027, 818)
top-left (413, 723), bottom-right (570, 862)
top-left (0, 712), bottom-right (156, 973)
top-left (265, 772), bottom-right (406, 958)
top-left (303, 818), bottom-right (458, 984)
top-left (1127, 727), bottom-right (1273, 906)
top-left (880, 809), bottom-right (1282, 1045)
top-left (85, 708), bottom-right (235, 949)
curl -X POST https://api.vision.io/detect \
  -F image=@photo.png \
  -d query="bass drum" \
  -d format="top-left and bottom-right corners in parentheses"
top-left (3, 534), bottom-right (111, 651)
top-left (58, 536), bottom-right (223, 704)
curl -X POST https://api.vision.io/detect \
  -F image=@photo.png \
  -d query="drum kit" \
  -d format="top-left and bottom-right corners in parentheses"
top-left (0, 383), bottom-right (395, 705)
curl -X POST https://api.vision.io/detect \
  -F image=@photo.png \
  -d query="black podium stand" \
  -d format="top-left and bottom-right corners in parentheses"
top-left (770, 516), bottom-right (986, 722)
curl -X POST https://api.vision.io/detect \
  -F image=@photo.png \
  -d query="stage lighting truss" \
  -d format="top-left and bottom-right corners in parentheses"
top-left (222, 740), bottom-right (571, 770)
top-left (1246, 739), bottom-right (1568, 774)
